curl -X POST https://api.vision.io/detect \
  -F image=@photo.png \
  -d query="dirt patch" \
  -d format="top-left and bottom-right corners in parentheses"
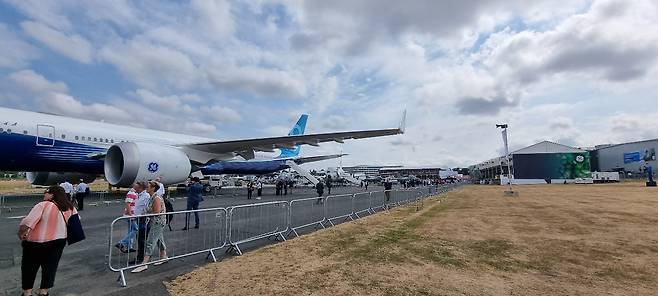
top-left (167, 184), bottom-right (658, 295)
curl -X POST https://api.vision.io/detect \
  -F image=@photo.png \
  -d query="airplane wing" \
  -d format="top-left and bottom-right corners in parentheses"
top-left (291, 154), bottom-right (347, 165)
top-left (182, 111), bottom-right (406, 160)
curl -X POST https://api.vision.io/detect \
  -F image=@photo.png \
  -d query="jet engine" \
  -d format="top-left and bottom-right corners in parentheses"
top-left (27, 172), bottom-right (96, 186)
top-left (104, 142), bottom-right (192, 188)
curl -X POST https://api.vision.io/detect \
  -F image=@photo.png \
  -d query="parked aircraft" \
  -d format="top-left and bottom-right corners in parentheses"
top-left (0, 107), bottom-right (405, 187)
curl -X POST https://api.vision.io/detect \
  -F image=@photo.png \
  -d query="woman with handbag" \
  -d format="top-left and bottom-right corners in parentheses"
top-left (131, 181), bottom-right (168, 273)
top-left (18, 185), bottom-right (77, 296)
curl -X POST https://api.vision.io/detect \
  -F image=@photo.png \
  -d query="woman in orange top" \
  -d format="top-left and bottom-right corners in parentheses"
top-left (18, 185), bottom-right (76, 296)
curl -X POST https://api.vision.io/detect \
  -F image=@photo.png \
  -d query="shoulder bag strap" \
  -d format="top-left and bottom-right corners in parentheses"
top-left (50, 200), bottom-right (69, 226)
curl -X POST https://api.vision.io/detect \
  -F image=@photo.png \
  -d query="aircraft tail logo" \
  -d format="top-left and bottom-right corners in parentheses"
top-left (278, 114), bottom-right (308, 158)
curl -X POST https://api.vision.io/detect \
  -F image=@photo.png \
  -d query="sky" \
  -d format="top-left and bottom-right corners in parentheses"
top-left (1, 0), bottom-right (658, 169)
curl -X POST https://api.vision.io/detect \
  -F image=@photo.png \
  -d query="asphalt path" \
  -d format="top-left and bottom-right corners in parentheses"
top-left (0, 185), bottom-right (398, 296)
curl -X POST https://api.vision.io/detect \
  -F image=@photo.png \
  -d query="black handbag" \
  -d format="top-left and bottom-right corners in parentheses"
top-left (56, 207), bottom-right (86, 245)
top-left (64, 212), bottom-right (86, 245)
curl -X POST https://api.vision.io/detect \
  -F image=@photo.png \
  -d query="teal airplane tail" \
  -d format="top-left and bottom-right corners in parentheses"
top-left (277, 114), bottom-right (308, 158)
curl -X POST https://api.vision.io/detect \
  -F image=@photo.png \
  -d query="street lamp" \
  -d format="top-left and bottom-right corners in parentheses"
top-left (496, 123), bottom-right (517, 196)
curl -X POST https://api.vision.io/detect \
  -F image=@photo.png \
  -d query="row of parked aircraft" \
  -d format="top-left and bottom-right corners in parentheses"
top-left (0, 106), bottom-right (405, 187)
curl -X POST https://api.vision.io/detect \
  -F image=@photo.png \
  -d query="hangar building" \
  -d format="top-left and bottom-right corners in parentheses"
top-left (471, 141), bottom-right (591, 184)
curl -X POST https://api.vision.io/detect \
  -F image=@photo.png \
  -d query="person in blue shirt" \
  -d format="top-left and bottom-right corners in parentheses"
top-left (183, 177), bottom-right (204, 230)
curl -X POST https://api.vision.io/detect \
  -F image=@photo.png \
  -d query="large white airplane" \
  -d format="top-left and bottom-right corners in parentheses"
top-left (0, 106), bottom-right (405, 187)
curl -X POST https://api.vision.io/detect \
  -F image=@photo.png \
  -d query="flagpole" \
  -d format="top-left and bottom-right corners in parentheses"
top-left (497, 123), bottom-right (517, 196)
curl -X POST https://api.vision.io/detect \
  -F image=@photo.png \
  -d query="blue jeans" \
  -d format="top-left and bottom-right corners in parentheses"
top-left (119, 218), bottom-right (138, 249)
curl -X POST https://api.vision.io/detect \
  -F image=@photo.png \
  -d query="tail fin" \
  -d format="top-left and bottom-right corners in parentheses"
top-left (277, 114), bottom-right (308, 158)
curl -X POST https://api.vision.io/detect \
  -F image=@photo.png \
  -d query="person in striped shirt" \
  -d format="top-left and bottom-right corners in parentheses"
top-left (18, 185), bottom-right (77, 296)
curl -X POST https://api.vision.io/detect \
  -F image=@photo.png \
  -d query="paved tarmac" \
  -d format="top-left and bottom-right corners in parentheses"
top-left (0, 185), bottom-right (399, 296)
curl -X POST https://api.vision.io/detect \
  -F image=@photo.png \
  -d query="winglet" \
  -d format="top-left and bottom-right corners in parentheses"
top-left (398, 110), bottom-right (407, 134)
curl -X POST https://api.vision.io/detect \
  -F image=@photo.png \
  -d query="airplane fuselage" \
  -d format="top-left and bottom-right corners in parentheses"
top-left (0, 107), bottom-right (219, 174)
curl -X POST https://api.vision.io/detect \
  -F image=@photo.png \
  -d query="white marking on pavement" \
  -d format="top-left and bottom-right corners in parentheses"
top-left (5, 215), bottom-right (26, 219)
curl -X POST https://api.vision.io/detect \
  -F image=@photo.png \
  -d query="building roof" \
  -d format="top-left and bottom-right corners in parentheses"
top-left (379, 166), bottom-right (443, 171)
top-left (593, 138), bottom-right (658, 151)
top-left (512, 140), bottom-right (585, 154)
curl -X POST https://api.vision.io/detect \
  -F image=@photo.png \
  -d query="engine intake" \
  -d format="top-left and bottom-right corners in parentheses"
top-left (104, 142), bottom-right (192, 188)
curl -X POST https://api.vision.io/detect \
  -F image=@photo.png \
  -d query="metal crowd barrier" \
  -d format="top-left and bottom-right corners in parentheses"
top-left (352, 192), bottom-right (373, 218)
top-left (226, 201), bottom-right (289, 255)
top-left (325, 194), bottom-right (355, 226)
top-left (108, 207), bottom-right (228, 287)
top-left (288, 196), bottom-right (326, 237)
top-left (106, 184), bottom-right (465, 286)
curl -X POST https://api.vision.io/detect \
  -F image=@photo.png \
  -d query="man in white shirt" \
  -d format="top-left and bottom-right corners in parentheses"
top-left (134, 182), bottom-right (151, 264)
top-left (59, 181), bottom-right (73, 200)
top-left (75, 180), bottom-right (88, 211)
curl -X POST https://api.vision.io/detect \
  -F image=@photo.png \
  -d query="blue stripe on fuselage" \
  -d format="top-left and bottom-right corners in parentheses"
top-left (200, 159), bottom-right (288, 175)
top-left (0, 132), bottom-right (106, 174)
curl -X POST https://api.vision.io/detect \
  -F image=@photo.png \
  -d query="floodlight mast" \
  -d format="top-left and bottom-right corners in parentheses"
top-left (496, 123), bottom-right (514, 194)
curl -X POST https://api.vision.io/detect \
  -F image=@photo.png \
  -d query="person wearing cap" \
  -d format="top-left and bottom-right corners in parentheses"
top-left (183, 177), bottom-right (203, 230)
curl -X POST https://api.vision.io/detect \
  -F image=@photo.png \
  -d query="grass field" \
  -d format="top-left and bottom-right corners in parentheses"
top-left (169, 183), bottom-right (658, 295)
top-left (0, 179), bottom-right (110, 194)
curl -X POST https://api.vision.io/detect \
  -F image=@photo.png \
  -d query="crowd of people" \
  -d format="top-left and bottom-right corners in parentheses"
top-left (16, 174), bottom-right (435, 294)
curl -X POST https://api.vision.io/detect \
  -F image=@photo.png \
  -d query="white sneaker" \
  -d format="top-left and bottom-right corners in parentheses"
top-left (131, 265), bottom-right (148, 273)
top-left (256, 197), bottom-right (261, 200)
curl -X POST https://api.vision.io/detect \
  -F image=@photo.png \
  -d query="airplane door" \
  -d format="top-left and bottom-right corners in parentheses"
top-left (36, 124), bottom-right (55, 147)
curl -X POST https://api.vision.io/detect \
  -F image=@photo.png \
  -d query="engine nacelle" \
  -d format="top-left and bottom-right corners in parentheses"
top-left (104, 142), bottom-right (192, 188)
top-left (27, 172), bottom-right (96, 186)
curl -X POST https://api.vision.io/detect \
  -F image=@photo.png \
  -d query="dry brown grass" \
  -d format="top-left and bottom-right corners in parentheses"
top-left (0, 179), bottom-right (110, 194)
top-left (167, 184), bottom-right (658, 296)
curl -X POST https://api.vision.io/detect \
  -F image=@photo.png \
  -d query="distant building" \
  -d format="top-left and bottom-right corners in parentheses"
top-left (590, 139), bottom-right (658, 174)
top-left (342, 165), bottom-right (402, 177)
top-left (379, 166), bottom-right (443, 179)
top-left (471, 141), bottom-right (591, 184)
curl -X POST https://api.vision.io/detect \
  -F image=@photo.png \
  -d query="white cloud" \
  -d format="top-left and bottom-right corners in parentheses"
top-left (99, 39), bottom-right (203, 91)
top-left (21, 21), bottom-right (93, 63)
top-left (0, 23), bottom-right (39, 69)
top-left (191, 0), bottom-right (234, 39)
top-left (207, 65), bottom-right (307, 98)
top-left (9, 69), bottom-right (68, 94)
top-left (205, 105), bottom-right (242, 123)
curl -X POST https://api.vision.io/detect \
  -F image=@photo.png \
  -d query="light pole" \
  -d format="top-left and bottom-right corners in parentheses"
top-left (496, 124), bottom-right (516, 196)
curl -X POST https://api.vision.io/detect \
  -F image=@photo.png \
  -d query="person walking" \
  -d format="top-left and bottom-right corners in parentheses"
top-left (116, 186), bottom-right (138, 253)
top-left (59, 181), bottom-right (73, 201)
top-left (183, 177), bottom-right (203, 230)
top-left (247, 181), bottom-right (254, 199)
top-left (74, 179), bottom-right (88, 211)
top-left (315, 181), bottom-right (324, 204)
top-left (18, 185), bottom-right (76, 296)
top-left (365, 181), bottom-right (369, 190)
top-left (256, 180), bottom-right (263, 200)
top-left (325, 178), bottom-right (332, 195)
top-left (133, 182), bottom-right (151, 264)
top-left (131, 181), bottom-right (168, 273)
top-left (384, 179), bottom-right (393, 203)
top-left (275, 180), bottom-right (282, 196)
top-left (283, 181), bottom-right (288, 195)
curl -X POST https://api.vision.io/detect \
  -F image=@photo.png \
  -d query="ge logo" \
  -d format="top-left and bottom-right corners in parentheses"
top-left (576, 155), bottom-right (584, 163)
top-left (147, 162), bottom-right (159, 173)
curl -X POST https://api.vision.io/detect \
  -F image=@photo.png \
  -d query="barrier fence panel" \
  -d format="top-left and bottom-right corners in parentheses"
top-left (288, 196), bottom-right (326, 237)
top-left (370, 191), bottom-right (387, 212)
top-left (227, 201), bottom-right (289, 255)
top-left (352, 192), bottom-right (372, 218)
top-left (108, 207), bottom-right (228, 287)
top-left (325, 194), bottom-right (354, 226)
